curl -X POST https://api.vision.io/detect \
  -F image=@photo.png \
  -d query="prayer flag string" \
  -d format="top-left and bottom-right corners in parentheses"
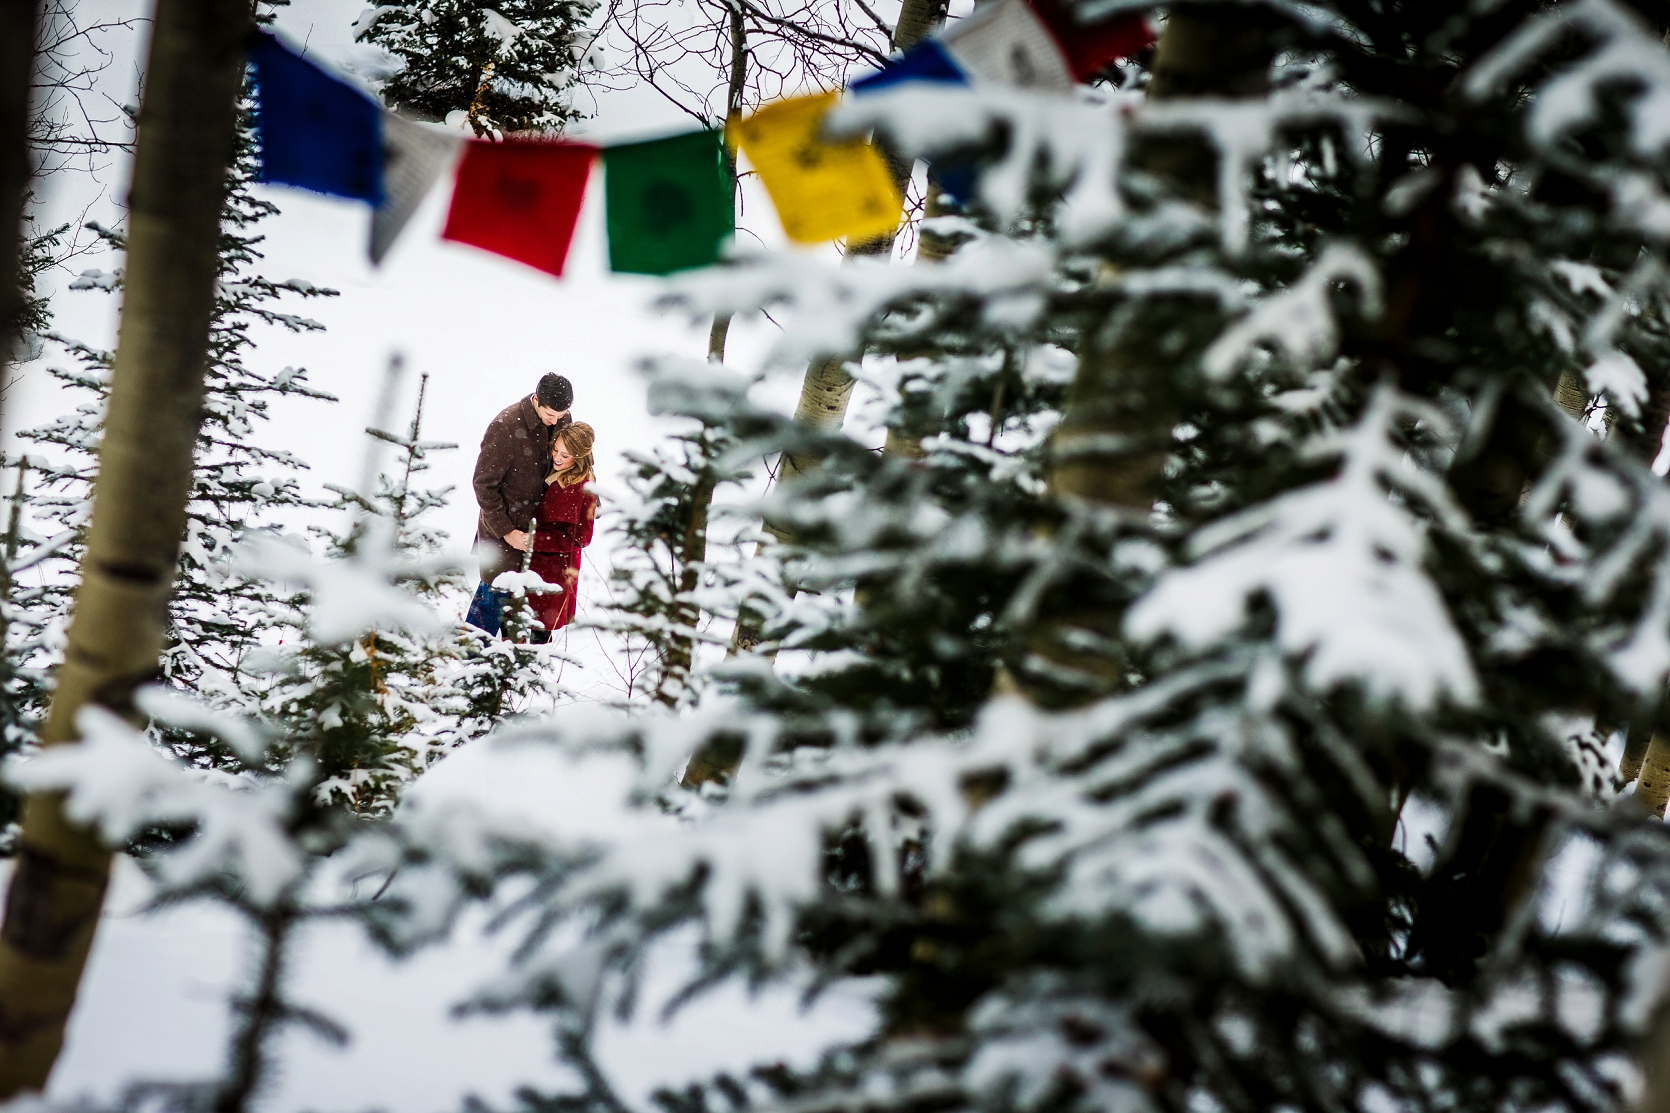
top-left (249, 32), bottom-right (384, 205)
top-left (442, 139), bottom-right (598, 277)
top-left (247, 4), bottom-right (1153, 276)
top-left (603, 130), bottom-right (734, 275)
top-left (729, 92), bottom-right (901, 247)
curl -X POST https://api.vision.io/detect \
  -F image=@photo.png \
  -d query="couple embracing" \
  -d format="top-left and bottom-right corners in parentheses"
top-left (466, 372), bottom-right (598, 643)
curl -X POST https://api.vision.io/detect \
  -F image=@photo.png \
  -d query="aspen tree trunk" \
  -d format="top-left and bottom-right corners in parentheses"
top-left (915, 186), bottom-right (958, 265)
top-left (891, 0), bottom-right (947, 52)
top-left (773, 0), bottom-right (947, 488)
top-left (1635, 732), bottom-right (1670, 818)
top-left (880, 56), bottom-right (960, 464)
top-left (657, 316), bottom-right (729, 704)
top-left (1621, 716), bottom-right (1654, 786)
top-left (1627, 375), bottom-right (1670, 463)
top-left (1016, 8), bottom-right (1277, 706)
top-left (658, 472), bottom-right (715, 704)
top-left (1553, 368), bottom-right (1588, 422)
top-left (729, 0), bottom-right (948, 655)
top-left (0, 0), bottom-right (41, 429)
top-left (1050, 12), bottom-right (1274, 514)
top-left (0, 0), bottom-right (250, 1093)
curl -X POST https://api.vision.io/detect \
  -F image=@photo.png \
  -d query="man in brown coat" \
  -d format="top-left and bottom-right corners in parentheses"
top-left (466, 372), bottom-right (572, 636)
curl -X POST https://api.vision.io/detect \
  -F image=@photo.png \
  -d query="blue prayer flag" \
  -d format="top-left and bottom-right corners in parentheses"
top-left (850, 40), bottom-right (968, 94)
top-left (250, 32), bottom-right (384, 204)
top-left (933, 159), bottom-right (979, 207)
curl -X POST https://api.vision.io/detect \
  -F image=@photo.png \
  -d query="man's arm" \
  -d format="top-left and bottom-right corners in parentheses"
top-left (472, 418), bottom-right (517, 538)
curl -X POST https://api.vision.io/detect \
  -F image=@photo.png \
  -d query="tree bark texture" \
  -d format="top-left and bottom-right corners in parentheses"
top-left (1635, 732), bottom-right (1670, 818)
top-left (892, 0), bottom-right (947, 52)
top-left (773, 0), bottom-right (948, 488)
top-left (1019, 8), bottom-right (1277, 707)
top-left (0, 0), bottom-right (41, 431)
top-left (1620, 721), bottom-right (1653, 786)
top-left (0, 0), bottom-right (250, 1094)
top-left (1048, 7), bottom-right (1275, 506)
top-left (708, 313), bottom-right (732, 363)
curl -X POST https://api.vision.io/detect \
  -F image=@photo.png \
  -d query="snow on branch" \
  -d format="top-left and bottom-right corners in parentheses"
top-left (1466, 0), bottom-right (1670, 158)
top-left (833, 86), bottom-right (1140, 245)
top-left (5, 704), bottom-right (307, 905)
top-left (1201, 243), bottom-right (1382, 380)
top-left (640, 354), bottom-right (757, 425)
top-left (834, 84), bottom-right (1414, 253)
top-left (1127, 385), bottom-right (1479, 710)
top-left (664, 235), bottom-right (1057, 366)
top-left (357, 663), bottom-right (1385, 989)
top-left (1523, 404), bottom-right (1670, 695)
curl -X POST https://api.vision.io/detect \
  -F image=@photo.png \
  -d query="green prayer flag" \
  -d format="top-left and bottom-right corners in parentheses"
top-left (604, 130), bottom-right (734, 276)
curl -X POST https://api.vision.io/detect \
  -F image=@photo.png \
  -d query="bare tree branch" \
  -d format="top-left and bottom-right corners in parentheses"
top-left (735, 0), bottom-right (889, 65)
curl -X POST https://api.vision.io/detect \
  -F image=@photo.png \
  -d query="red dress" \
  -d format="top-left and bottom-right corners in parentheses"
top-left (529, 480), bottom-right (596, 632)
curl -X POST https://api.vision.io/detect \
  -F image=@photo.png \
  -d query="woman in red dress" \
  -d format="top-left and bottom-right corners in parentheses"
top-left (529, 422), bottom-right (597, 633)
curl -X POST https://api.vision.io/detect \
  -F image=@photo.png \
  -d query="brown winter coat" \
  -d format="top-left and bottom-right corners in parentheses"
top-left (473, 395), bottom-right (570, 583)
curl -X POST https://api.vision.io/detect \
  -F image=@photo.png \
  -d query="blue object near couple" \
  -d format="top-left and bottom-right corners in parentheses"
top-left (465, 582), bottom-right (552, 643)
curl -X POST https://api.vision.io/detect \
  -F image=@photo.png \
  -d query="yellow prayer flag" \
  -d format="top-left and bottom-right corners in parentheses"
top-left (729, 92), bottom-right (902, 246)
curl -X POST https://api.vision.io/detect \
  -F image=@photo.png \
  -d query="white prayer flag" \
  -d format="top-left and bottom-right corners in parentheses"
top-left (940, 0), bottom-right (1074, 91)
top-left (370, 112), bottom-right (464, 265)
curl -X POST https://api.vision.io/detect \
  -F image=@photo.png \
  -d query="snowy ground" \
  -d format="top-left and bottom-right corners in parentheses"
top-left (4, 1), bottom-right (902, 1106)
top-left (42, 743), bottom-right (881, 1112)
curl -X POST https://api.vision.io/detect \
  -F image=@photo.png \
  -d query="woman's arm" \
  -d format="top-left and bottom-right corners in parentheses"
top-left (532, 521), bottom-right (578, 553)
top-left (577, 494), bottom-right (597, 548)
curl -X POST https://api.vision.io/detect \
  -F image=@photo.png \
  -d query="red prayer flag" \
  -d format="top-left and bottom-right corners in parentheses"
top-left (442, 139), bottom-right (598, 276)
top-left (1027, 0), bottom-right (1154, 80)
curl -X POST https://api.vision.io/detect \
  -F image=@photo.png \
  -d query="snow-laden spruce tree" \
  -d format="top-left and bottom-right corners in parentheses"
top-left (375, 3), bottom-right (1670, 1110)
top-left (0, 458), bottom-right (57, 844)
top-left (242, 370), bottom-right (530, 814)
top-left (17, 84), bottom-right (337, 748)
top-left (232, 367), bottom-right (457, 812)
top-left (594, 356), bottom-right (797, 712)
top-left (35, 3), bottom-right (1670, 1112)
top-left (354, 0), bottom-right (597, 135)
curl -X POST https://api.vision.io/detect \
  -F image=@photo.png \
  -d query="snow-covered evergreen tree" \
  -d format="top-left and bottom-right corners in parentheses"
top-left (354, 0), bottom-right (597, 135)
top-left (361, 4), bottom-right (1670, 1111)
top-left (38, 4), bottom-right (1670, 1113)
top-left (0, 458), bottom-right (57, 844)
top-left (595, 357), bottom-right (779, 710)
top-left (18, 85), bottom-right (338, 743)
top-left (446, 580), bottom-right (554, 726)
top-left (243, 370), bottom-right (470, 813)
top-left (245, 369), bottom-right (568, 814)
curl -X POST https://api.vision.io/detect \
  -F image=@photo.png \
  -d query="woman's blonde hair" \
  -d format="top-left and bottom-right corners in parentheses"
top-left (549, 421), bottom-right (596, 488)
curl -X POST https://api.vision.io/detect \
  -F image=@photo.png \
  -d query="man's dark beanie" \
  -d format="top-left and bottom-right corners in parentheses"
top-left (537, 373), bottom-right (573, 411)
